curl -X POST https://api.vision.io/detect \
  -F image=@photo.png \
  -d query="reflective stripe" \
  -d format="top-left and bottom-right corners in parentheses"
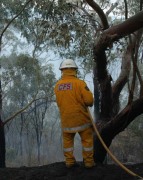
top-left (63, 123), bottom-right (91, 132)
top-left (83, 146), bottom-right (93, 152)
top-left (64, 147), bottom-right (74, 152)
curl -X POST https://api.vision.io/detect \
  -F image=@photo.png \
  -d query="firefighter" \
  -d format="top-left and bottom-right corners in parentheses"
top-left (54, 59), bottom-right (95, 168)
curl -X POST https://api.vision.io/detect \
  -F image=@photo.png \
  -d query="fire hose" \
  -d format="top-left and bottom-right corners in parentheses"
top-left (87, 108), bottom-right (143, 179)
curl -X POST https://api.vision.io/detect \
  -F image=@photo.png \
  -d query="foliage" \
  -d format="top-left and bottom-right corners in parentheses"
top-left (2, 0), bottom-right (140, 74)
top-left (1, 53), bottom-right (56, 118)
top-left (1, 53), bottom-right (58, 165)
top-left (0, 0), bottom-right (97, 73)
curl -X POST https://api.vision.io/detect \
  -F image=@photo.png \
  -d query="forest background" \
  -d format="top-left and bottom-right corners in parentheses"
top-left (0, 0), bottom-right (143, 168)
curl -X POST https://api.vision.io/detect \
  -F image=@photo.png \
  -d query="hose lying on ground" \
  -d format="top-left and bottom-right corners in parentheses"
top-left (87, 108), bottom-right (143, 179)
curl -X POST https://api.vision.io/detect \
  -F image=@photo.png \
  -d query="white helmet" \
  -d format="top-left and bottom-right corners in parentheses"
top-left (59, 59), bottom-right (78, 70)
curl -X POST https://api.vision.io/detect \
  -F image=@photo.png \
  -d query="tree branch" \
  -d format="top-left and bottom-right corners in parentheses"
top-left (106, 3), bottom-right (118, 16)
top-left (3, 93), bottom-right (37, 126)
top-left (0, 0), bottom-right (33, 52)
top-left (112, 97), bottom-right (143, 135)
top-left (112, 43), bottom-right (132, 115)
top-left (94, 10), bottom-right (143, 121)
top-left (85, 0), bottom-right (109, 29)
top-left (104, 10), bottom-right (143, 40)
top-left (124, 0), bottom-right (128, 19)
top-left (99, 97), bottom-right (143, 138)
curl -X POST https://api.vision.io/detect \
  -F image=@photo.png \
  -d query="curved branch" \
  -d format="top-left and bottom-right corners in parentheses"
top-left (95, 10), bottom-right (143, 86)
top-left (104, 10), bottom-right (143, 40)
top-left (97, 97), bottom-right (143, 140)
top-left (0, 0), bottom-right (33, 52)
top-left (85, 0), bottom-right (109, 29)
top-left (112, 46), bottom-right (131, 98)
top-left (106, 3), bottom-right (118, 16)
top-left (111, 97), bottom-right (143, 135)
top-left (112, 46), bottom-right (131, 115)
top-left (129, 29), bottom-right (143, 102)
top-left (3, 93), bottom-right (37, 126)
top-left (94, 97), bottom-right (143, 163)
top-left (94, 10), bottom-right (143, 121)
top-left (124, 0), bottom-right (128, 19)
top-left (112, 33), bottom-right (138, 108)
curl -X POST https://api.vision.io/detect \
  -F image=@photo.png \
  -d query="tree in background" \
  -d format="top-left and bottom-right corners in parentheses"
top-left (1, 53), bottom-right (56, 166)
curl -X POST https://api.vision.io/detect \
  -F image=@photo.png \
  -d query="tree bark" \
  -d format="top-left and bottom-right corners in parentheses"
top-left (85, 0), bottom-right (109, 29)
top-left (94, 97), bottom-right (143, 163)
top-left (0, 119), bottom-right (5, 168)
top-left (92, 9), bottom-right (143, 163)
top-left (0, 77), bottom-right (5, 168)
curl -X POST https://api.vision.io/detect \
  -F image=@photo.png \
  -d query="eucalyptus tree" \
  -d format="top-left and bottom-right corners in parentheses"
top-left (1, 0), bottom-right (143, 167)
top-left (2, 53), bottom-right (41, 161)
top-left (85, 0), bottom-right (143, 163)
top-left (26, 64), bottom-right (56, 165)
top-left (0, 0), bottom-right (35, 168)
top-left (1, 53), bottom-right (56, 165)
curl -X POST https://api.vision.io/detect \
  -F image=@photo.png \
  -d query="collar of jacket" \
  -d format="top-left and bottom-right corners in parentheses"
top-left (61, 69), bottom-right (77, 78)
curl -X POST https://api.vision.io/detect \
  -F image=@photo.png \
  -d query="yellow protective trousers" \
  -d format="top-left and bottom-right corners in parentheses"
top-left (63, 127), bottom-right (95, 167)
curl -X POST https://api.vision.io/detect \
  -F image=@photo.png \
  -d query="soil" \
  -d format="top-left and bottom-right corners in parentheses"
top-left (0, 162), bottom-right (143, 180)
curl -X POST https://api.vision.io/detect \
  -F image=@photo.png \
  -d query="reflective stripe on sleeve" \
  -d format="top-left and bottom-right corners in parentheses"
top-left (63, 123), bottom-right (91, 132)
top-left (63, 147), bottom-right (74, 152)
top-left (83, 146), bottom-right (93, 152)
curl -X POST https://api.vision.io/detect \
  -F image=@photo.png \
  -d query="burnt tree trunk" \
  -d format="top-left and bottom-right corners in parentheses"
top-left (92, 10), bottom-right (143, 163)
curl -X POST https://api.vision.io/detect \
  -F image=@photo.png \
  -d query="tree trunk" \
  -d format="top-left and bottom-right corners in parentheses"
top-left (92, 10), bottom-right (143, 163)
top-left (0, 119), bottom-right (5, 168)
top-left (0, 0), bottom-right (33, 167)
top-left (0, 79), bottom-right (6, 168)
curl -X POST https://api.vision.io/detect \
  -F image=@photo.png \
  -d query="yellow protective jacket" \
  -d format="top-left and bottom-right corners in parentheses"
top-left (54, 69), bottom-right (94, 133)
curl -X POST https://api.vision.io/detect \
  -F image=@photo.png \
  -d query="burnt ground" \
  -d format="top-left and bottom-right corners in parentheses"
top-left (0, 162), bottom-right (143, 180)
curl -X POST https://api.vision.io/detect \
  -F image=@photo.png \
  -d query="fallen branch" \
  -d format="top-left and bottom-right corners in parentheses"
top-left (3, 93), bottom-right (37, 126)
